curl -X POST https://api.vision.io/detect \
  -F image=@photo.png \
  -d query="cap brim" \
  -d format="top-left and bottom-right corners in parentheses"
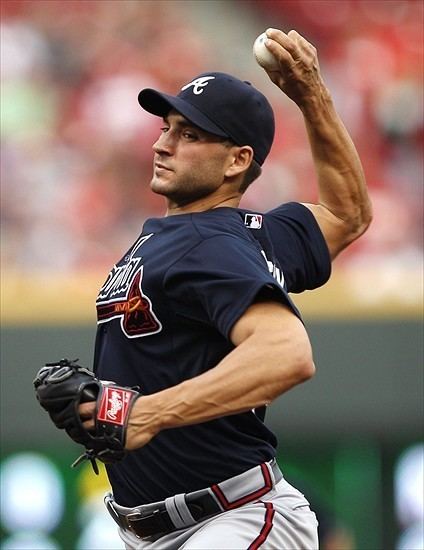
top-left (138, 89), bottom-right (228, 138)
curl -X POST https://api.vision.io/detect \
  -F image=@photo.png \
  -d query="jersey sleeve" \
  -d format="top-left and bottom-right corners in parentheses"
top-left (266, 202), bottom-right (331, 293)
top-left (163, 234), bottom-right (299, 339)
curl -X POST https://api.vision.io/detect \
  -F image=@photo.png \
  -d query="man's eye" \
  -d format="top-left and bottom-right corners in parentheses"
top-left (160, 126), bottom-right (169, 133)
top-left (180, 128), bottom-right (197, 139)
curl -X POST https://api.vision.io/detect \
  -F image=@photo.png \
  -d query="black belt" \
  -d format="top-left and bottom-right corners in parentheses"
top-left (105, 460), bottom-right (283, 540)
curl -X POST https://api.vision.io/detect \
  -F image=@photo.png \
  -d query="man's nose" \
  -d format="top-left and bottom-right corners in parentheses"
top-left (153, 132), bottom-right (174, 155)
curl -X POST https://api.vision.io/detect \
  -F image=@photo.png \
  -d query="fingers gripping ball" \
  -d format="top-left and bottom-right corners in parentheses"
top-left (253, 32), bottom-right (279, 71)
top-left (34, 359), bottom-right (140, 474)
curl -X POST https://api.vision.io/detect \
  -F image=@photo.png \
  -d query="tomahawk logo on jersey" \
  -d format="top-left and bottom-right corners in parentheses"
top-left (96, 234), bottom-right (162, 339)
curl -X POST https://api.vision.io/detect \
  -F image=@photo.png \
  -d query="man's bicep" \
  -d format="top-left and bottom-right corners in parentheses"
top-left (302, 203), bottom-right (352, 260)
top-left (229, 300), bottom-right (305, 347)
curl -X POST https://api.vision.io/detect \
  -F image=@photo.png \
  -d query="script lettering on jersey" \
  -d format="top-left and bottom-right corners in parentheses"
top-left (261, 250), bottom-right (285, 288)
top-left (96, 234), bottom-right (162, 339)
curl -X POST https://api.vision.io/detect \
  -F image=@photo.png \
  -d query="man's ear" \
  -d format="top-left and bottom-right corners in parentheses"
top-left (224, 146), bottom-right (254, 178)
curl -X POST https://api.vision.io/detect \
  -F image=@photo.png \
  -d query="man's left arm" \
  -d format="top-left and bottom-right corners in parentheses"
top-left (263, 28), bottom-right (372, 260)
top-left (79, 301), bottom-right (315, 451)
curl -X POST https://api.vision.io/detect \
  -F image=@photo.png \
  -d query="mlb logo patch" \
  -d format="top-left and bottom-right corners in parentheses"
top-left (244, 213), bottom-right (263, 229)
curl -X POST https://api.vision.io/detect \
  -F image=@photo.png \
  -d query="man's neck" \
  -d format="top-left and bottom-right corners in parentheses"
top-left (165, 194), bottom-right (241, 216)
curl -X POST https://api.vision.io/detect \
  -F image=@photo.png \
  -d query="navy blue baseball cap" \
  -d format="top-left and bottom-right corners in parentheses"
top-left (138, 72), bottom-right (275, 166)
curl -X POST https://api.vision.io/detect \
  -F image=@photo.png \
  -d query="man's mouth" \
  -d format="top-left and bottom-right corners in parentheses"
top-left (154, 162), bottom-right (172, 172)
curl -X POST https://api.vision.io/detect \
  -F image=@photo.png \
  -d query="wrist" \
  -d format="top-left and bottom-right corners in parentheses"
top-left (298, 83), bottom-right (333, 119)
top-left (125, 393), bottom-right (164, 450)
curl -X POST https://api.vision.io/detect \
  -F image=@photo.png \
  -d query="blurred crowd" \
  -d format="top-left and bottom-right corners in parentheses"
top-left (1, 0), bottom-right (423, 278)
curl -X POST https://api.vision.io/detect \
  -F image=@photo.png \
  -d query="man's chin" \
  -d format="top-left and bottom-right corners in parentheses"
top-left (150, 179), bottom-right (171, 197)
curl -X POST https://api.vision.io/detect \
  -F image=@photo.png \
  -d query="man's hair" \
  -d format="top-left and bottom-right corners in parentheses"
top-left (222, 139), bottom-right (262, 192)
top-left (239, 159), bottom-right (262, 192)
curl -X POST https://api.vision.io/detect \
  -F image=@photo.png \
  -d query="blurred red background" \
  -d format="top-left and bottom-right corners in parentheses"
top-left (1, 0), bottom-right (422, 290)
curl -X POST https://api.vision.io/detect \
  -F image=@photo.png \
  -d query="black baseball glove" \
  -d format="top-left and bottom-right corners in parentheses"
top-left (34, 358), bottom-right (140, 474)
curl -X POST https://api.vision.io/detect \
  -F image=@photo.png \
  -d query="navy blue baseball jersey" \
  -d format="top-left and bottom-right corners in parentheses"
top-left (93, 202), bottom-right (330, 506)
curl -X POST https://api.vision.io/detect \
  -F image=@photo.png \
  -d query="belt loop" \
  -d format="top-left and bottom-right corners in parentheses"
top-left (174, 494), bottom-right (196, 526)
top-left (165, 496), bottom-right (185, 529)
top-left (165, 494), bottom-right (196, 529)
top-left (267, 459), bottom-right (276, 487)
top-left (104, 492), bottom-right (127, 530)
top-left (268, 458), bottom-right (283, 486)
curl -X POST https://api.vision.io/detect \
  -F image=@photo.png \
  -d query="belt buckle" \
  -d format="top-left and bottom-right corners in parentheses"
top-left (126, 509), bottom-right (143, 538)
top-left (127, 509), bottom-right (142, 521)
top-left (127, 507), bottom-right (167, 539)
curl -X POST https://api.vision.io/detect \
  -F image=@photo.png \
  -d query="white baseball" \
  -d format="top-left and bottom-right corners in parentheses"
top-left (253, 32), bottom-right (279, 71)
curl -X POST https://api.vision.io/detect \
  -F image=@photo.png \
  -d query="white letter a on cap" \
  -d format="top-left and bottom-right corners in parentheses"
top-left (181, 76), bottom-right (215, 95)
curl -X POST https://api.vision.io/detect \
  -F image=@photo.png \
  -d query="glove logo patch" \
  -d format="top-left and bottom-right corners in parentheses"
top-left (98, 387), bottom-right (132, 426)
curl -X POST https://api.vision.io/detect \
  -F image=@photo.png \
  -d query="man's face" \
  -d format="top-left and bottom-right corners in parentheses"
top-left (150, 110), bottom-right (235, 207)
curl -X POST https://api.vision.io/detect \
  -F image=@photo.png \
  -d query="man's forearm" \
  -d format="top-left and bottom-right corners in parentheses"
top-left (301, 88), bottom-right (372, 235)
top-left (125, 302), bottom-right (314, 450)
top-left (126, 333), bottom-right (312, 450)
top-left (263, 28), bottom-right (372, 258)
